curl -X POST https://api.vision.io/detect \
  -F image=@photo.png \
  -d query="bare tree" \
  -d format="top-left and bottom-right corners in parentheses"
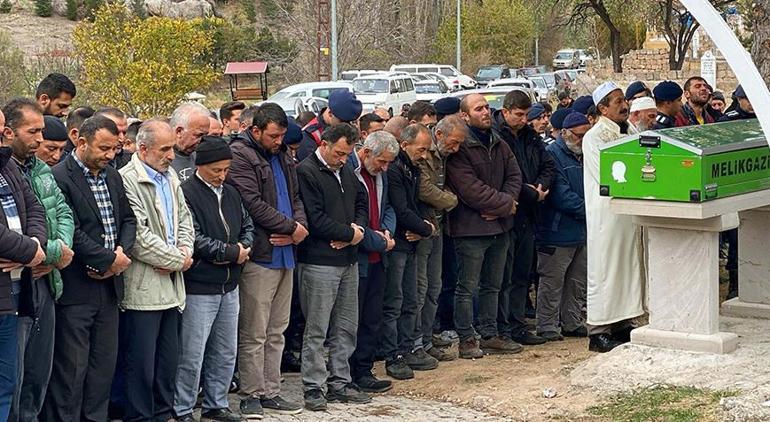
top-left (566, 0), bottom-right (624, 72)
top-left (657, 0), bottom-right (735, 70)
top-left (750, 0), bottom-right (770, 82)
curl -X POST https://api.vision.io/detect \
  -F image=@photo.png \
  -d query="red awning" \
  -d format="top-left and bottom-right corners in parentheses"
top-left (224, 61), bottom-right (269, 75)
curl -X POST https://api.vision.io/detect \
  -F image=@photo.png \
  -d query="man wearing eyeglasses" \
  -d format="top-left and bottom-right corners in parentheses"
top-left (535, 112), bottom-right (590, 344)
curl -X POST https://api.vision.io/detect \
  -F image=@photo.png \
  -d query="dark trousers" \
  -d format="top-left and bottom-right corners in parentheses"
top-left (0, 312), bottom-right (18, 422)
top-left (382, 251), bottom-right (420, 359)
top-left (725, 228), bottom-right (739, 295)
top-left (282, 272), bottom-right (305, 361)
top-left (349, 262), bottom-right (386, 379)
top-left (453, 234), bottom-right (509, 340)
top-left (43, 294), bottom-right (119, 422)
top-left (11, 282), bottom-right (55, 422)
top-left (436, 234), bottom-right (458, 332)
top-left (498, 223), bottom-right (535, 338)
top-left (121, 308), bottom-right (180, 422)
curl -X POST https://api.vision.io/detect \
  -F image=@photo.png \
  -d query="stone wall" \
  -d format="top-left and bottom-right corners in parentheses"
top-left (585, 42), bottom-right (739, 97)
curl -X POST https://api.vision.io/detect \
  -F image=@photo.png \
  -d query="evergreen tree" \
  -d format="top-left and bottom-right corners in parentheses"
top-left (0, 0), bottom-right (11, 13)
top-left (66, 0), bottom-right (78, 20)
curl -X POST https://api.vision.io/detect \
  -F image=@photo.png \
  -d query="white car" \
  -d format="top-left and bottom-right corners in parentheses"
top-left (390, 64), bottom-right (476, 90)
top-left (269, 82), bottom-right (353, 101)
top-left (257, 97), bottom-right (328, 119)
top-left (414, 80), bottom-right (450, 102)
top-left (552, 49), bottom-right (579, 69)
top-left (447, 86), bottom-right (537, 110)
top-left (421, 72), bottom-right (459, 91)
top-left (352, 73), bottom-right (417, 116)
top-left (486, 77), bottom-right (539, 100)
top-left (528, 76), bottom-right (551, 102)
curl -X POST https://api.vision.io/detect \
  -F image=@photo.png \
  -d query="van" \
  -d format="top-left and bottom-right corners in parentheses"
top-left (340, 70), bottom-right (381, 81)
top-left (389, 64), bottom-right (476, 89)
top-left (552, 49), bottom-right (579, 69)
top-left (352, 73), bottom-right (417, 116)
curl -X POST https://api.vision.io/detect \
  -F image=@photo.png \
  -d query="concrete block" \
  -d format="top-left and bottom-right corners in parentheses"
top-left (631, 326), bottom-right (739, 354)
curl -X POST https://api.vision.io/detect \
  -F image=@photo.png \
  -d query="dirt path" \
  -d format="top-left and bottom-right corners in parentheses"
top-left (378, 338), bottom-right (600, 421)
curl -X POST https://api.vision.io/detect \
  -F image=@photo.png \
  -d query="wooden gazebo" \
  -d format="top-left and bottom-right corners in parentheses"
top-left (224, 61), bottom-right (269, 101)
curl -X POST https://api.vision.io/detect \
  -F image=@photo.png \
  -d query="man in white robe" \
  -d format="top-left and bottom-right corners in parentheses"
top-left (582, 82), bottom-right (644, 353)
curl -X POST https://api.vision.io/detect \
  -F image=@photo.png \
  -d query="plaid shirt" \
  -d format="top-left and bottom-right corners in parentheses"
top-left (72, 154), bottom-right (117, 250)
top-left (0, 172), bottom-right (23, 281)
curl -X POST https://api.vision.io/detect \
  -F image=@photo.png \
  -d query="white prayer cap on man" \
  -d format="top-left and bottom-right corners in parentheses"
top-left (630, 96), bottom-right (656, 113)
top-left (592, 81), bottom-right (622, 106)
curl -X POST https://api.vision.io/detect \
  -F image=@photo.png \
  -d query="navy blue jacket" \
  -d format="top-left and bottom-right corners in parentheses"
top-left (346, 151), bottom-right (396, 274)
top-left (536, 138), bottom-right (585, 247)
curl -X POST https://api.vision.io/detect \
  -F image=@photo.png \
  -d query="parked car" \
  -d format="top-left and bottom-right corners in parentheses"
top-left (486, 78), bottom-right (540, 100)
top-left (552, 49), bottom-right (580, 69)
top-left (532, 72), bottom-right (570, 94)
top-left (340, 70), bottom-right (382, 80)
top-left (258, 97), bottom-right (329, 119)
top-left (390, 64), bottom-right (476, 89)
top-left (420, 72), bottom-right (459, 91)
top-left (576, 49), bottom-right (593, 67)
top-left (410, 73), bottom-right (431, 81)
top-left (414, 80), bottom-right (449, 102)
top-left (446, 86), bottom-right (537, 110)
top-left (528, 76), bottom-right (552, 102)
top-left (517, 66), bottom-right (549, 77)
top-left (352, 73), bottom-right (417, 115)
top-left (269, 81), bottom-right (353, 101)
top-left (474, 65), bottom-right (511, 88)
top-left (565, 69), bottom-right (579, 82)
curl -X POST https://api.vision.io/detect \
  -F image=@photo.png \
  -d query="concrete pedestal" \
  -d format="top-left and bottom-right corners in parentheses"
top-left (609, 194), bottom-right (770, 354)
top-left (721, 206), bottom-right (770, 319)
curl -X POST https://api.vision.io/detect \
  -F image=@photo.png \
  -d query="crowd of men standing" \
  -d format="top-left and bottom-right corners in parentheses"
top-left (0, 71), bottom-right (751, 421)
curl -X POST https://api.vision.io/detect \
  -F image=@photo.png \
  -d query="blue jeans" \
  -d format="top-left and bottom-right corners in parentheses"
top-left (174, 289), bottom-right (239, 416)
top-left (453, 235), bottom-right (509, 341)
top-left (0, 312), bottom-right (19, 422)
top-left (382, 251), bottom-right (420, 360)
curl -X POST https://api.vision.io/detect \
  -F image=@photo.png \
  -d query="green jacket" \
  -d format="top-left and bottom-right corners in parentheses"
top-left (119, 153), bottom-right (194, 311)
top-left (20, 157), bottom-right (74, 301)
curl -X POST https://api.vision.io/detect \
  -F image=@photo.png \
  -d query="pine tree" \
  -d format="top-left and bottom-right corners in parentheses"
top-left (35, 0), bottom-right (52, 17)
top-left (0, 0), bottom-right (11, 13)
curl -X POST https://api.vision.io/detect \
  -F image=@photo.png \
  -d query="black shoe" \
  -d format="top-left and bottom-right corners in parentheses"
top-left (538, 331), bottom-right (564, 342)
top-left (239, 396), bottom-right (264, 419)
top-left (404, 348), bottom-right (439, 371)
top-left (431, 334), bottom-right (453, 348)
top-left (512, 331), bottom-right (547, 345)
top-left (355, 374), bottom-right (393, 393)
top-left (589, 334), bottom-right (623, 353)
top-left (385, 356), bottom-right (415, 380)
top-left (327, 383), bottom-right (372, 404)
top-left (260, 395), bottom-right (302, 415)
top-left (176, 413), bottom-right (197, 422)
top-left (611, 327), bottom-right (632, 343)
top-left (562, 326), bottom-right (588, 337)
top-left (303, 389), bottom-right (327, 412)
top-left (280, 352), bottom-right (301, 373)
top-left (201, 408), bottom-right (244, 421)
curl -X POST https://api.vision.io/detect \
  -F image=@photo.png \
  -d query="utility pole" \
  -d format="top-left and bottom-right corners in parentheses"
top-left (331, 0), bottom-right (338, 81)
top-left (535, 36), bottom-right (539, 66)
top-left (456, 0), bottom-right (461, 71)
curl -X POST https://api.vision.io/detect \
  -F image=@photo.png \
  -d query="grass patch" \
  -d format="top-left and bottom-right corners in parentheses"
top-left (463, 374), bottom-right (492, 384)
top-left (588, 385), bottom-right (738, 422)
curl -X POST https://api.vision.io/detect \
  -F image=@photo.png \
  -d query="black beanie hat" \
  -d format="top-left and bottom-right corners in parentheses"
top-left (43, 116), bottom-right (68, 142)
top-left (195, 136), bottom-right (232, 165)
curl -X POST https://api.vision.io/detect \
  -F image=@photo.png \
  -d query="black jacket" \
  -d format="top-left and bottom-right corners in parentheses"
top-left (226, 131), bottom-right (307, 263)
top-left (387, 149), bottom-right (433, 251)
top-left (52, 155), bottom-right (136, 306)
top-left (182, 175), bottom-right (255, 295)
top-left (492, 110), bottom-right (556, 224)
top-left (296, 111), bottom-right (328, 162)
top-left (0, 147), bottom-right (47, 315)
top-left (296, 151), bottom-right (368, 266)
top-left (718, 104), bottom-right (756, 122)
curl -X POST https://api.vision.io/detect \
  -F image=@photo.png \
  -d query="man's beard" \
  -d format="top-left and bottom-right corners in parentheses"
top-left (566, 140), bottom-right (582, 155)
